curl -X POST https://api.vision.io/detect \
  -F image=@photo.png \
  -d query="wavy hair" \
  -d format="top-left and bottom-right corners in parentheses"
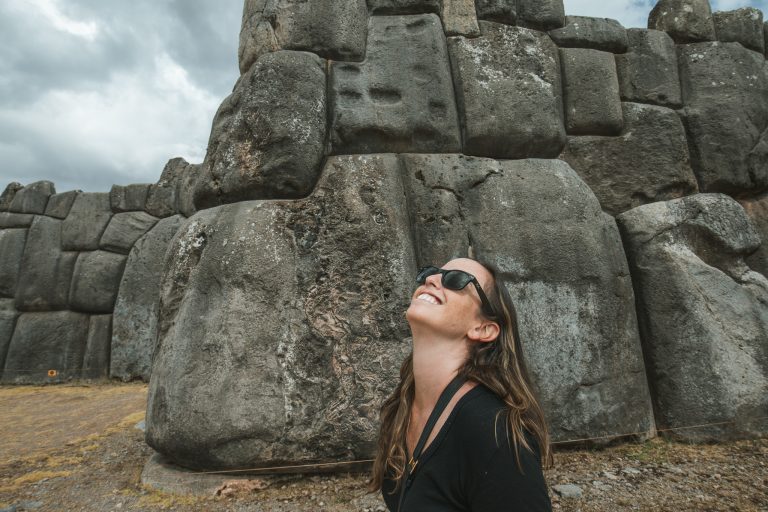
top-left (369, 258), bottom-right (554, 493)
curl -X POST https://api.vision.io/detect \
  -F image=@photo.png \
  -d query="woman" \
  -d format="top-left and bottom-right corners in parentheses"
top-left (370, 257), bottom-right (554, 511)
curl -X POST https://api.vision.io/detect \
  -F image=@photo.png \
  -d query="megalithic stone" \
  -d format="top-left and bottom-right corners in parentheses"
top-left (648, 0), bottom-right (716, 43)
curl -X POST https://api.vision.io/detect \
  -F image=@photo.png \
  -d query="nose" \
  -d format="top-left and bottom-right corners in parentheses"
top-left (424, 272), bottom-right (442, 289)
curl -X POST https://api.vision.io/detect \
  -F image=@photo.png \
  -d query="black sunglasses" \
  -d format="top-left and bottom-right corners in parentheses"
top-left (415, 266), bottom-right (497, 318)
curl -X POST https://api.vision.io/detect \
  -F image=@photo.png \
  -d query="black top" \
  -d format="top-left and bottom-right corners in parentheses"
top-left (381, 384), bottom-right (553, 512)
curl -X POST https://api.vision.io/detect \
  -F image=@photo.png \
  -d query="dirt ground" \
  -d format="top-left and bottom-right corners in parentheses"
top-left (0, 383), bottom-right (766, 512)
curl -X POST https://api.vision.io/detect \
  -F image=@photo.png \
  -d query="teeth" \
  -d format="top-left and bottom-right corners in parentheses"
top-left (417, 293), bottom-right (439, 305)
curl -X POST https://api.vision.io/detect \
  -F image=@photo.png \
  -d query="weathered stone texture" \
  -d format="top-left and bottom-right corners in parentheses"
top-left (738, 192), bottom-right (768, 277)
top-left (401, 154), bottom-right (654, 443)
top-left (330, 15), bottom-right (460, 155)
top-left (146, 158), bottom-right (189, 218)
top-left (61, 192), bottom-right (113, 251)
top-left (617, 194), bottom-right (768, 439)
top-left (448, 22), bottom-right (565, 158)
top-left (44, 190), bottom-right (79, 219)
top-left (0, 183), bottom-right (23, 211)
top-left (82, 314), bottom-right (112, 380)
top-left (99, 211), bottom-right (160, 254)
top-left (68, 250), bottom-right (127, 313)
top-left (516, 0), bottom-right (565, 30)
top-left (713, 7), bottom-right (765, 54)
top-left (0, 229), bottom-right (28, 298)
top-left (560, 48), bottom-right (623, 135)
top-left (195, 51), bottom-right (327, 210)
top-left (8, 181), bottom-right (55, 214)
top-left (15, 216), bottom-right (77, 312)
top-left (616, 29), bottom-right (682, 107)
top-left (560, 102), bottom-right (699, 216)
top-left (548, 16), bottom-right (628, 53)
top-left (474, 0), bottom-right (516, 24)
top-left (649, 0), bottom-right (716, 43)
top-left (111, 215), bottom-right (185, 382)
top-left (0, 299), bottom-right (18, 378)
top-left (146, 155), bottom-right (415, 469)
top-left (110, 184), bottom-right (151, 213)
top-left (0, 213), bottom-right (34, 228)
top-left (677, 42), bottom-right (768, 194)
top-left (239, 0), bottom-right (367, 74)
top-left (2, 310), bottom-right (90, 384)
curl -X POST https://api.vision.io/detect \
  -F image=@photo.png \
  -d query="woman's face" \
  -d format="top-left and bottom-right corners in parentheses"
top-left (405, 258), bottom-right (494, 339)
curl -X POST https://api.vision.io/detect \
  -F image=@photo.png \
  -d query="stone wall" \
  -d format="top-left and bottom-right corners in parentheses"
top-left (2, 0), bottom-right (768, 470)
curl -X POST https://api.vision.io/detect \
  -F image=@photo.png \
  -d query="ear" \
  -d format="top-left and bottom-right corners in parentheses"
top-left (467, 320), bottom-right (500, 343)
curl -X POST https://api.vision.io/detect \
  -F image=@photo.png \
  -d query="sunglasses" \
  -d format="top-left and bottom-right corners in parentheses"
top-left (415, 266), bottom-right (497, 318)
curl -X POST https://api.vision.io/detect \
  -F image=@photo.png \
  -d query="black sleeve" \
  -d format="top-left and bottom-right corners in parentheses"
top-left (467, 432), bottom-right (552, 512)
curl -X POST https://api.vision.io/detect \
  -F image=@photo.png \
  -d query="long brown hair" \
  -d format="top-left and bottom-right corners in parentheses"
top-left (369, 258), bottom-right (554, 493)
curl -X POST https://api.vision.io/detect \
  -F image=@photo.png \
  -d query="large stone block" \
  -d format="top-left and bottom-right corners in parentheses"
top-left (1, 310), bottom-right (90, 384)
top-left (330, 14), bottom-right (461, 155)
top-left (146, 158), bottom-right (189, 218)
top-left (194, 51), bottom-right (327, 210)
top-left (738, 192), bottom-right (768, 277)
top-left (146, 155), bottom-right (415, 470)
top-left (516, 0), bottom-right (564, 30)
top-left (548, 16), bottom-right (628, 53)
top-left (111, 215), bottom-right (185, 382)
top-left (616, 29), bottom-right (682, 108)
top-left (68, 250), bottom-right (127, 313)
top-left (560, 48), bottom-right (623, 135)
top-left (649, 0), bottom-right (716, 43)
top-left (447, 22), bottom-right (565, 158)
top-left (15, 216), bottom-right (77, 312)
top-left (61, 192), bottom-right (113, 251)
top-left (560, 102), bottom-right (699, 216)
top-left (8, 181), bottom-right (55, 214)
top-left (713, 7), bottom-right (764, 54)
top-left (0, 212), bottom-right (33, 228)
top-left (110, 183), bottom-right (151, 213)
top-left (99, 211), bottom-right (160, 254)
top-left (82, 314), bottom-right (112, 380)
top-left (474, 0), bottom-right (516, 24)
top-left (616, 194), bottom-right (768, 440)
top-left (238, 0), bottom-right (367, 75)
top-left (0, 299), bottom-right (18, 379)
top-left (678, 42), bottom-right (768, 194)
top-left (0, 183), bottom-right (23, 211)
top-left (400, 154), bottom-right (654, 444)
top-left (44, 190), bottom-right (79, 219)
top-left (366, 0), bottom-right (439, 13)
top-left (0, 229), bottom-right (28, 298)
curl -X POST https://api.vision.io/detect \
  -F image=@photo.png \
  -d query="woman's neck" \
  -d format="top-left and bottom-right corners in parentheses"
top-left (411, 329), bottom-right (469, 413)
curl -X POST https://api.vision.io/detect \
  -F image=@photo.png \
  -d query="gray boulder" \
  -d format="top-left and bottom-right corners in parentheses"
top-left (648, 0), bottom-right (716, 43)
top-left (516, 0), bottom-right (565, 30)
top-left (738, 193), bottom-right (768, 277)
top-left (15, 216), bottom-right (77, 312)
top-left (548, 16), bottom-right (629, 53)
top-left (560, 102), bottom-right (699, 216)
top-left (616, 29), bottom-right (682, 108)
top-left (677, 42), bottom-right (768, 194)
top-left (1, 310), bottom-right (90, 384)
top-left (447, 21), bottom-right (565, 158)
top-left (111, 215), bottom-right (185, 382)
top-left (0, 299), bottom-right (18, 379)
top-left (44, 190), bottom-right (80, 219)
top-left (82, 314), bottom-right (112, 380)
top-left (616, 193), bottom-right (768, 440)
top-left (440, 0), bottom-right (480, 36)
top-left (146, 158), bottom-right (189, 218)
top-left (400, 154), bottom-right (654, 444)
top-left (0, 212), bottom-right (34, 228)
top-left (195, 51), bottom-right (327, 210)
top-left (61, 192), bottom-right (113, 251)
top-left (68, 250), bottom-right (127, 313)
top-left (330, 14), bottom-right (460, 155)
top-left (99, 211), bottom-right (160, 254)
top-left (8, 181), bottom-right (55, 214)
top-left (0, 182), bottom-right (23, 211)
top-left (474, 0), bottom-right (515, 24)
top-left (0, 229), bottom-right (28, 297)
top-left (146, 155), bottom-right (415, 470)
top-left (560, 48), bottom-right (623, 135)
top-left (366, 0), bottom-right (439, 13)
top-left (713, 7), bottom-right (764, 54)
top-left (110, 184), bottom-right (151, 213)
top-left (238, 0), bottom-right (367, 74)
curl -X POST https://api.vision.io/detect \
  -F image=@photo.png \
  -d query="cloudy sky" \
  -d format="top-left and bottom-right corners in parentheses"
top-left (1, 0), bottom-right (766, 193)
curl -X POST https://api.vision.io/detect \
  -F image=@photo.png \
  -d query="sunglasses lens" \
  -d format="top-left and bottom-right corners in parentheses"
top-left (443, 270), bottom-right (471, 290)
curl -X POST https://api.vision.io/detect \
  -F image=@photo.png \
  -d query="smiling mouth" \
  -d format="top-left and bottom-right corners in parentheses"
top-left (416, 293), bottom-right (441, 305)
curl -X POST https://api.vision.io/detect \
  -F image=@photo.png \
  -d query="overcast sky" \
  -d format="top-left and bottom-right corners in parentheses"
top-left (1, 0), bottom-right (766, 193)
